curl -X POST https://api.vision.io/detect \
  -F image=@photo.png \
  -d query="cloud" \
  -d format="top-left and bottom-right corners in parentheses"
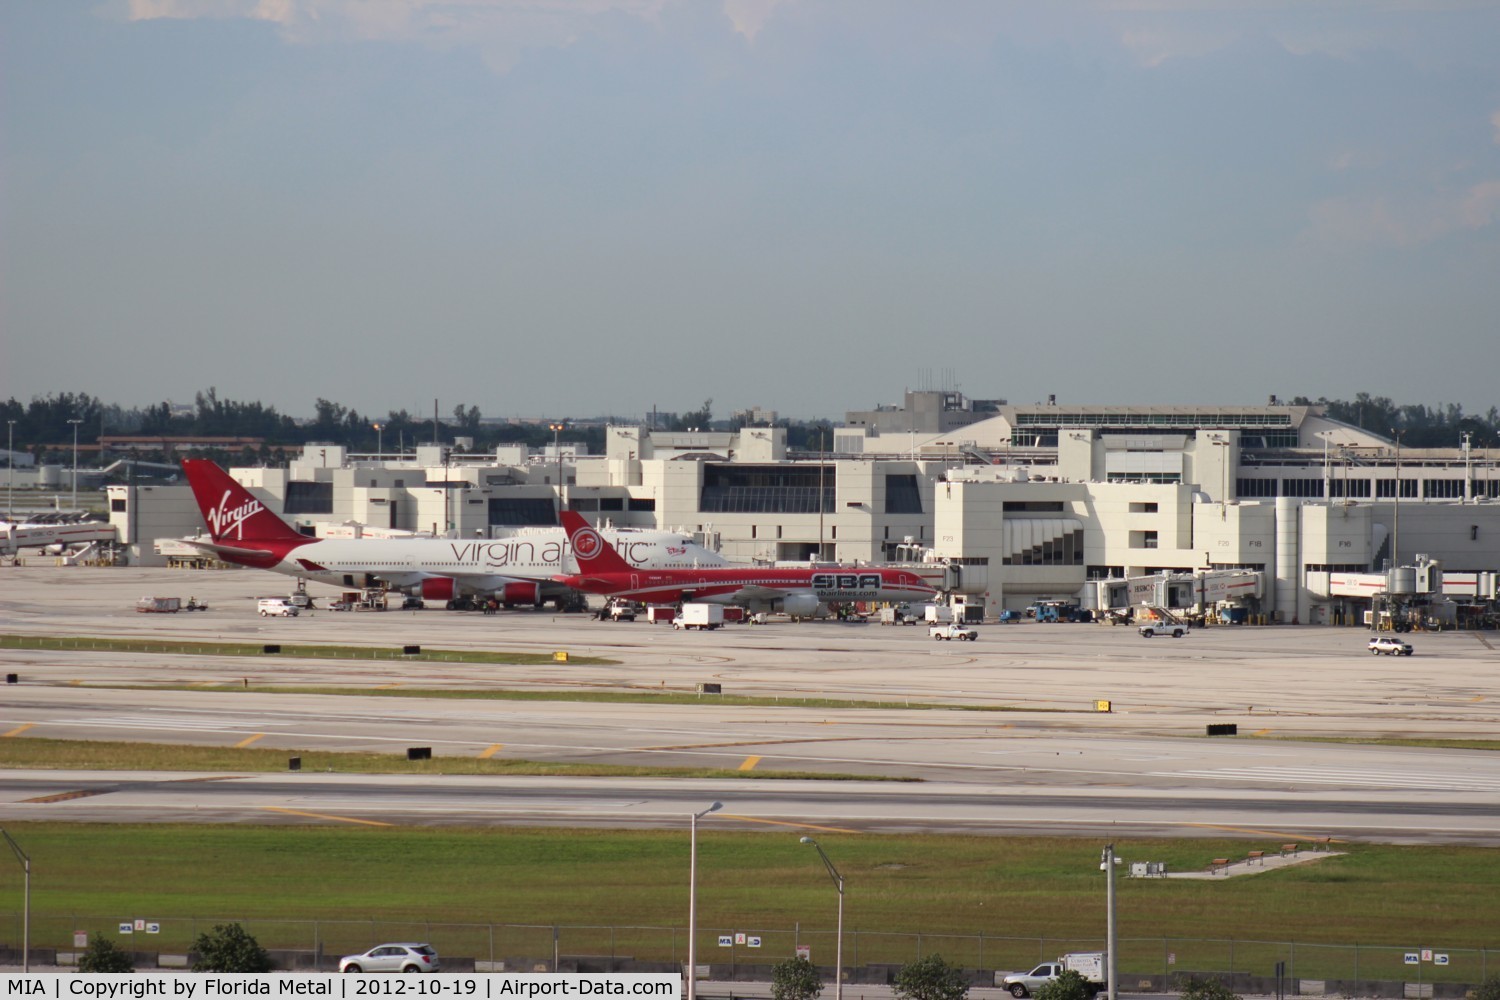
top-left (1304, 180), bottom-right (1500, 249)
top-left (125, 0), bottom-right (673, 49)
top-left (722, 0), bottom-right (790, 42)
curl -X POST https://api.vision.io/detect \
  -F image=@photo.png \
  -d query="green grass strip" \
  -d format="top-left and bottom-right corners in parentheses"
top-left (0, 633), bottom-right (616, 666)
top-left (0, 736), bottom-right (901, 780)
top-left (117, 683), bottom-right (1029, 711)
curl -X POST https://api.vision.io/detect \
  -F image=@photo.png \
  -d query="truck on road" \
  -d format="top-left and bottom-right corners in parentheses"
top-left (1001, 952), bottom-right (1106, 998)
top-left (929, 622), bottom-right (978, 641)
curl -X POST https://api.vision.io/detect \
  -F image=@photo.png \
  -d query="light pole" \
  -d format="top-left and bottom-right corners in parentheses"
top-left (549, 423), bottom-right (566, 518)
top-left (1391, 428), bottom-right (1403, 570)
top-left (1101, 844), bottom-right (1118, 1000)
top-left (800, 836), bottom-right (844, 1000)
top-left (6, 419), bottom-right (15, 522)
top-left (68, 418), bottom-right (83, 510)
top-left (687, 801), bottom-right (722, 1000)
top-left (1, 827), bottom-right (30, 973)
top-left (374, 423), bottom-right (383, 459)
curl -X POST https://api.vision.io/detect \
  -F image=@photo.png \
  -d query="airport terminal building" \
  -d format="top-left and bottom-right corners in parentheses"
top-left (108, 394), bottom-right (1500, 625)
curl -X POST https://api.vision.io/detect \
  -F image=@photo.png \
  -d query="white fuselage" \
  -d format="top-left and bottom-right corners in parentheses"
top-left (263, 528), bottom-right (726, 596)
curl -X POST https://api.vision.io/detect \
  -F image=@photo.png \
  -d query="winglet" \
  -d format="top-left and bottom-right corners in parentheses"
top-left (181, 459), bottom-right (305, 543)
top-left (560, 510), bottom-right (634, 574)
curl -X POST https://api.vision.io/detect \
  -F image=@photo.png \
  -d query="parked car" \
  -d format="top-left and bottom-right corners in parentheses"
top-left (1138, 622), bottom-right (1187, 638)
top-left (1368, 635), bottom-right (1414, 656)
top-left (339, 943), bottom-right (440, 973)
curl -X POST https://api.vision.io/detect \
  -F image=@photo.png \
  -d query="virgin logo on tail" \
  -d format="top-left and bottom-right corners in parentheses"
top-left (208, 489), bottom-right (265, 541)
top-left (572, 526), bottom-right (605, 561)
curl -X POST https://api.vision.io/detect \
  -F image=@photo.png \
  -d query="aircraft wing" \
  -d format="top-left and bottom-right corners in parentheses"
top-left (179, 538), bottom-right (282, 563)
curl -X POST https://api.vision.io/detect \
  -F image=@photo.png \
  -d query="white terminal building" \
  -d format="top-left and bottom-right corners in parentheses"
top-left (109, 392), bottom-right (1500, 626)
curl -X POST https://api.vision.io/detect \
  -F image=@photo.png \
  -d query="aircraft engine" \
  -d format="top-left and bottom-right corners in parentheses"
top-left (782, 593), bottom-right (821, 620)
top-left (503, 582), bottom-right (542, 607)
top-left (421, 578), bottom-right (457, 602)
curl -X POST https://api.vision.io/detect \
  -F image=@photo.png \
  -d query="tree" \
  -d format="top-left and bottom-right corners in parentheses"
top-left (1472, 976), bottom-right (1500, 1000)
top-left (771, 956), bottom-right (823, 1000)
top-left (1176, 975), bottom-right (1240, 1000)
top-left (77, 932), bottom-right (134, 972)
top-left (191, 922), bottom-right (272, 972)
top-left (893, 954), bottom-right (969, 1000)
top-left (1034, 970), bottom-right (1095, 1000)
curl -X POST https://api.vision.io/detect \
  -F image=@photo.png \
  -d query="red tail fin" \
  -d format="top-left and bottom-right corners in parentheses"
top-left (560, 510), bottom-right (635, 574)
top-left (181, 459), bottom-right (304, 543)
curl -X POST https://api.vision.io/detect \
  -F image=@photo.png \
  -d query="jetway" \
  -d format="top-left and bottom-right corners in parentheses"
top-left (1094, 569), bottom-right (1264, 617)
top-left (1, 518), bottom-right (118, 557)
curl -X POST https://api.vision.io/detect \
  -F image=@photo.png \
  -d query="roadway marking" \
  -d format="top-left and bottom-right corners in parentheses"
top-left (3, 723), bottom-right (34, 737)
top-left (738, 756), bottom-right (761, 771)
top-left (720, 814), bottom-right (858, 834)
top-left (1159, 766), bottom-right (1500, 792)
top-left (479, 744), bottom-right (503, 759)
top-left (263, 807), bottom-right (393, 827)
top-left (235, 734), bottom-right (265, 748)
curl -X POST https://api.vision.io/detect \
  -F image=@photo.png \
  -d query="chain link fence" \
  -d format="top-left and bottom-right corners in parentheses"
top-left (2, 914), bottom-right (1492, 985)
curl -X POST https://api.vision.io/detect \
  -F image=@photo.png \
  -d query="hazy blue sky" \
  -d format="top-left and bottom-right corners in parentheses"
top-left (5, 1), bottom-right (1499, 421)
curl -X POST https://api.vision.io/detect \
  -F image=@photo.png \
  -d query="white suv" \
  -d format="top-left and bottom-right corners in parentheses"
top-left (339, 943), bottom-right (440, 973)
top-left (1368, 635), bottom-right (1413, 656)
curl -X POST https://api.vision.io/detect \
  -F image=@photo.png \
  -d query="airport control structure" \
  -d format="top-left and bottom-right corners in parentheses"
top-left (101, 392), bottom-right (1500, 628)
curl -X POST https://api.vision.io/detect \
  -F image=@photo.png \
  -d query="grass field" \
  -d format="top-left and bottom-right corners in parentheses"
top-left (0, 823), bottom-right (1495, 980)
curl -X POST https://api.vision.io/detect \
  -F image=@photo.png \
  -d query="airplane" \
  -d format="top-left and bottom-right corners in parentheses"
top-left (555, 510), bottom-right (940, 618)
top-left (179, 459), bottom-right (726, 609)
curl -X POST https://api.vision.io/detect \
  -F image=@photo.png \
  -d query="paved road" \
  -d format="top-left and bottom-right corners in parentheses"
top-left (2, 566), bottom-right (1498, 843)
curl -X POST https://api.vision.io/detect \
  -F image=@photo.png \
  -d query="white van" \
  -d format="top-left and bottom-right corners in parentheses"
top-left (257, 598), bottom-right (299, 617)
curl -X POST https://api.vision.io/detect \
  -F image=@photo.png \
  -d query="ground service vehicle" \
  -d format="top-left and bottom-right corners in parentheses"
top-left (674, 603), bottom-right (725, 630)
top-left (880, 604), bottom-right (917, 625)
top-left (1138, 622), bottom-right (1187, 638)
top-left (1369, 635), bottom-right (1414, 655)
top-left (930, 622), bottom-right (978, 641)
top-left (339, 943), bottom-right (440, 973)
top-left (1003, 953), bottom-right (1106, 998)
top-left (135, 597), bottom-right (180, 613)
top-left (257, 598), bottom-right (298, 617)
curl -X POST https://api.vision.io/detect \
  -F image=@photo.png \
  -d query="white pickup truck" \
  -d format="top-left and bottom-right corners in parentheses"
top-left (1002, 952), bottom-right (1106, 998)
top-left (929, 622), bottom-right (977, 641)
top-left (1138, 622), bottom-right (1189, 638)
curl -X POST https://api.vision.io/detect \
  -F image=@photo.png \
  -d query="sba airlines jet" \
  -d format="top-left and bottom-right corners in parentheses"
top-left (556, 511), bottom-right (939, 617)
top-left (180, 459), bottom-right (725, 608)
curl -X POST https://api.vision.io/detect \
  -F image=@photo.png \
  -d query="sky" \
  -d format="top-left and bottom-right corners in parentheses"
top-left (4, 1), bottom-right (1500, 423)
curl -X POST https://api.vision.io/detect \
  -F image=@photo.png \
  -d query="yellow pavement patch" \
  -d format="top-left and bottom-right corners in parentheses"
top-left (23, 788), bottom-right (111, 804)
top-left (738, 755), bottom-right (761, 771)
top-left (479, 744), bottom-right (503, 759)
top-left (1182, 822), bottom-right (1343, 843)
top-left (3, 723), bottom-right (35, 738)
top-left (263, 806), bottom-right (393, 827)
top-left (234, 734), bottom-right (265, 748)
top-left (720, 813), bottom-right (859, 834)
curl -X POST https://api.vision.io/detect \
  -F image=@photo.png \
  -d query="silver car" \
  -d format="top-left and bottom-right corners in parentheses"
top-left (339, 943), bottom-right (441, 973)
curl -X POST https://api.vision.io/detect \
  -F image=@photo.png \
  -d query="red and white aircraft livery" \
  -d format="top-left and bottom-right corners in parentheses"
top-left (556, 511), bottom-right (939, 618)
top-left (180, 459), bottom-right (726, 608)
